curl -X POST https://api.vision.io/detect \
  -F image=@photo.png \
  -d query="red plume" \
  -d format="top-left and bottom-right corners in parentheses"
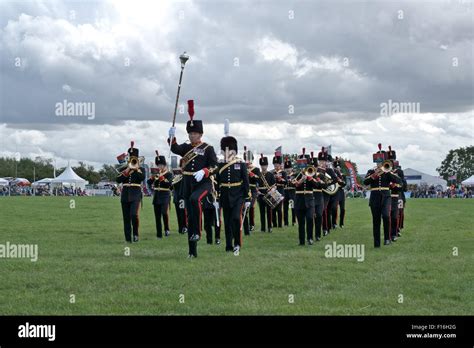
top-left (155, 150), bottom-right (159, 156)
top-left (187, 100), bottom-right (194, 119)
top-left (378, 143), bottom-right (382, 151)
top-left (130, 141), bottom-right (134, 149)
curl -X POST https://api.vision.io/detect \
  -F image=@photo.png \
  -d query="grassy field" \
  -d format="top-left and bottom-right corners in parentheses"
top-left (0, 196), bottom-right (472, 315)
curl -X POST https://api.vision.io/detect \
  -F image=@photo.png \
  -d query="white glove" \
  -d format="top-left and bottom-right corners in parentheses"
top-left (193, 169), bottom-right (205, 182)
top-left (168, 127), bottom-right (176, 139)
top-left (244, 202), bottom-right (251, 209)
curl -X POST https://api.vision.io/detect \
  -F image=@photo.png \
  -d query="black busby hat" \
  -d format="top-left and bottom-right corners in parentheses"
top-left (372, 143), bottom-right (387, 163)
top-left (243, 146), bottom-right (254, 163)
top-left (297, 148), bottom-right (309, 165)
top-left (310, 151), bottom-right (318, 166)
top-left (317, 147), bottom-right (328, 161)
top-left (298, 147), bottom-right (310, 160)
top-left (284, 156), bottom-right (292, 169)
top-left (333, 156), bottom-right (341, 168)
top-left (387, 145), bottom-right (397, 160)
top-left (185, 100), bottom-right (204, 134)
top-left (259, 153), bottom-right (268, 166)
top-left (220, 136), bottom-right (238, 152)
top-left (272, 152), bottom-right (283, 165)
top-left (127, 141), bottom-right (139, 157)
top-left (155, 150), bottom-right (166, 166)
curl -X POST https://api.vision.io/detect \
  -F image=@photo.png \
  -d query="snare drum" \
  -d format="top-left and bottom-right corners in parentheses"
top-left (263, 186), bottom-right (284, 209)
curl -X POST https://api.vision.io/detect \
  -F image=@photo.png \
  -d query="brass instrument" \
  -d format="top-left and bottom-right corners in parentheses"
top-left (128, 156), bottom-right (144, 170)
top-left (374, 160), bottom-right (393, 176)
top-left (322, 171), bottom-right (339, 195)
top-left (292, 165), bottom-right (316, 184)
top-left (381, 160), bottom-right (393, 173)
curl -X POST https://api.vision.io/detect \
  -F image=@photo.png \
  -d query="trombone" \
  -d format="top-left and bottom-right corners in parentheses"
top-left (374, 160), bottom-right (392, 176)
top-left (292, 165), bottom-right (316, 184)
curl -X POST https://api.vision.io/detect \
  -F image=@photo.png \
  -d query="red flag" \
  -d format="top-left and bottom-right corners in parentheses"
top-left (345, 161), bottom-right (358, 192)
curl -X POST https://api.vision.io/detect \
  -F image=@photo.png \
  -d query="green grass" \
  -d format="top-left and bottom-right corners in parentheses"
top-left (0, 197), bottom-right (472, 315)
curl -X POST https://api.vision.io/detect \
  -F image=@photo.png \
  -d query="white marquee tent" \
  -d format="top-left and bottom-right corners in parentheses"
top-left (51, 164), bottom-right (88, 189)
top-left (461, 175), bottom-right (474, 187)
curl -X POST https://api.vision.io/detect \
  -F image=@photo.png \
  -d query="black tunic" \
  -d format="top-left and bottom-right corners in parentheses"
top-left (170, 140), bottom-right (218, 199)
top-left (215, 159), bottom-right (251, 208)
top-left (147, 170), bottom-right (173, 205)
top-left (116, 167), bottom-right (145, 203)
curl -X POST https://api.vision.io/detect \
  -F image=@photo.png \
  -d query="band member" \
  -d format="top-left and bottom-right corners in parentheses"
top-left (215, 136), bottom-right (251, 255)
top-left (147, 151), bottom-right (173, 239)
top-left (116, 141), bottom-right (145, 243)
top-left (387, 146), bottom-right (405, 241)
top-left (257, 154), bottom-right (275, 233)
top-left (331, 156), bottom-right (347, 229)
top-left (283, 156), bottom-right (296, 226)
top-left (203, 176), bottom-right (221, 244)
top-left (243, 146), bottom-right (260, 235)
top-left (311, 151), bottom-right (326, 241)
top-left (293, 150), bottom-right (324, 245)
top-left (318, 147), bottom-right (337, 236)
top-left (168, 100), bottom-right (218, 258)
top-left (272, 153), bottom-right (286, 228)
top-left (363, 143), bottom-right (401, 247)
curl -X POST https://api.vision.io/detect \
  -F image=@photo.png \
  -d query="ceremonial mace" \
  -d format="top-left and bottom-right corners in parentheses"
top-left (169, 52), bottom-right (190, 155)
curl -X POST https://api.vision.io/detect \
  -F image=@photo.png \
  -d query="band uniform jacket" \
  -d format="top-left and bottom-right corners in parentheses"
top-left (257, 171), bottom-right (276, 195)
top-left (116, 167), bottom-right (145, 203)
top-left (147, 170), bottom-right (173, 205)
top-left (363, 169), bottom-right (402, 206)
top-left (248, 166), bottom-right (261, 195)
top-left (170, 140), bottom-right (218, 198)
top-left (215, 158), bottom-right (251, 208)
top-left (273, 169), bottom-right (288, 195)
top-left (294, 177), bottom-right (324, 209)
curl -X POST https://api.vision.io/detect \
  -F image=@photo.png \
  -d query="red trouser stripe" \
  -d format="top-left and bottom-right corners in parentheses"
top-left (197, 190), bottom-right (208, 237)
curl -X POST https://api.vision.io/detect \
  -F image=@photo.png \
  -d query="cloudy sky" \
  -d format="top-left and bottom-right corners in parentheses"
top-left (0, 0), bottom-right (472, 175)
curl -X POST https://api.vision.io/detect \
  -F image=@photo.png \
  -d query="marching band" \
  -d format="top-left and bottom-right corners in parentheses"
top-left (115, 132), bottom-right (408, 256)
top-left (113, 54), bottom-right (409, 256)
